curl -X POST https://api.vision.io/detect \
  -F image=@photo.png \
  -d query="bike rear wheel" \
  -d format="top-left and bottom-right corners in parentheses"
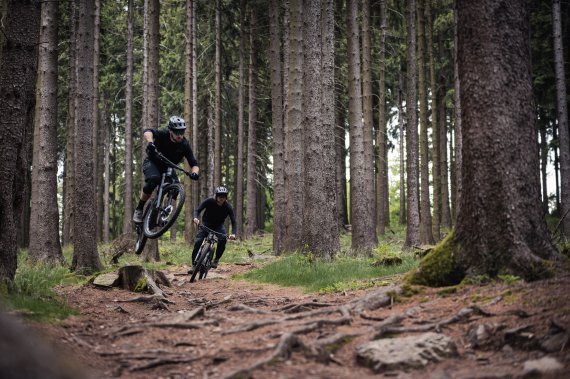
top-left (190, 244), bottom-right (211, 283)
top-left (143, 183), bottom-right (185, 238)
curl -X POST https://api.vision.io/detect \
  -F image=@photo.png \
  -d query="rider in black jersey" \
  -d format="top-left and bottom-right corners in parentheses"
top-left (191, 186), bottom-right (237, 271)
top-left (133, 116), bottom-right (199, 223)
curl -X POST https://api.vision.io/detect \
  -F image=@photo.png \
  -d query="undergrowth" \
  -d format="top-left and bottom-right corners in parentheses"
top-left (6, 227), bottom-right (417, 318)
top-left (239, 253), bottom-right (416, 293)
top-left (2, 251), bottom-right (82, 321)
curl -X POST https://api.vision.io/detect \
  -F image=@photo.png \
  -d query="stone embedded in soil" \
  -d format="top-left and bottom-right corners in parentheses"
top-left (522, 356), bottom-right (563, 376)
top-left (356, 332), bottom-right (458, 372)
top-left (92, 272), bottom-right (120, 287)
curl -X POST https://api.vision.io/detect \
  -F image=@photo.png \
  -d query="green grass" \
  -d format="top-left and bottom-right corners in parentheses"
top-left (240, 252), bottom-right (417, 293)
top-left (6, 225), bottom-right (415, 319)
top-left (2, 252), bottom-right (83, 321)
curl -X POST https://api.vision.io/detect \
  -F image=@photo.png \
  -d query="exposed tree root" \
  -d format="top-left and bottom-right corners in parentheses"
top-left (222, 333), bottom-right (306, 379)
top-left (276, 302), bottom-right (334, 313)
top-left (228, 303), bottom-right (272, 314)
top-left (222, 318), bottom-right (281, 335)
top-left (373, 305), bottom-right (491, 338)
top-left (129, 355), bottom-right (202, 372)
top-left (147, 319), bottom-right (218, 329)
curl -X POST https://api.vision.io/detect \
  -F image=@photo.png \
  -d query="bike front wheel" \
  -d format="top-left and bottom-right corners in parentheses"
top-left (143, 183), bottom-right (185, 238)
top-left (134, 227), bottom-right (147, 254)
top-left (190, 244), bottom-right (211, 283)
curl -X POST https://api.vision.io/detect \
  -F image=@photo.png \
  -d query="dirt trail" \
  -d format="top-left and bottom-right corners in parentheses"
top-left (45, 264), bottom-right (570, 379)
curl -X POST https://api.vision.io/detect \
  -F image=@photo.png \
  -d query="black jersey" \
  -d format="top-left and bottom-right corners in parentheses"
top-left (194, 198), bottom-right (237, 235)
top-left (145, 128), bottom-right (198, 168)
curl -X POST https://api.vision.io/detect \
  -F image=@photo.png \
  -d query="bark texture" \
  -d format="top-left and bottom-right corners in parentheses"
top-left (0, 0), bottom-right (41, 285)
top-left (29, 0), bottom-right (63, 264)
top-left (302, 0), bottom-right (339, 260)
top-left (123, 0), bottom-right (134, 235)
top-left (284, 0), bottom-right (304, 251)
top-left (245, 8), bottom-right (259, 237)
top-left (142, 0), bottom-right (160, 262)
top-left (270, 0), bottom-right (286, 254)
top-left (347, 0), bottom-right (377, 251)
top-left (417, 0), bottom-right (434, 245)
top-left (72, 0), bottom-right (103, 274)
top-left (405, 0), bottom-right (420, 247)
top-left (553, 0), bottom-right (570, 239)
top-left (235, 0), bottom-right (246, 239)
top-left (454, 0), bottom-right (559, 279)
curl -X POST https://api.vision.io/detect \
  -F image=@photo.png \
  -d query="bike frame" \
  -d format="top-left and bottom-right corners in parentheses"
top-left (190, 224), bottom-right (228, 281)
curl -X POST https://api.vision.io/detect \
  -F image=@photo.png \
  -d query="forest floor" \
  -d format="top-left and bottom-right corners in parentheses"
top-left (36, 262), bottom-right (570, 379)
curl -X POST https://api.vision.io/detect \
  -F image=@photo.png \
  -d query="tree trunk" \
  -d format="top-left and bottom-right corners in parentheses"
top-left (103, 104), bottom-right (110, 244)
top-left (123, 0), bottom-right (134, 235)
top-left (235, 0), bottom-right (246, 240)
top-left (246, 8), bottom-right (259, 237)
top-left (454, 0), bottom-right (559, 279)
top-left (427, 0), bottom-right (440, 241)
top-left (398, 69), bottom-right (406, 225)
top-left (347, 0), bottom-right (377, 252)
top-left (214, 0), bottom-right (222, 186)
top-left (29, 0), bottom-right (64, 264)
top-left (63, 0), bottom-right (77, 247)
top-left (184, 0), bottom-right (195, 243)
top-left (270, 0), bottom-right (286, 254)
top-left (417, 0), bottom-right (434, 245)
top-left (376, 0), bottom-right (388, 235)
top-left (404, 0), bottom-right (420, 248)
top-left (0, 0), bottom-right (41, 285)
top-left (191, 0), bottom-right (200, 225)
top-left (72, 0), bottom-right (103, 274)
top-left (539, 117), bottom-right (549, 213)
top-left (93, 0), bottom-right (102, 242)
top-left (451, 1), bottom-right (461, 224)
top-left (142, 0), bottom-right (160, 262)
top-left (439, 70), bottom-right (452, 229)
top-left (301, 0), bottom-right (339, 260)
top-left (284, 0), bottom-right (304, 251)
top-left (361, 0), bottom-right (377, 239)
top-left (553, 0), bottom-right (570, 239)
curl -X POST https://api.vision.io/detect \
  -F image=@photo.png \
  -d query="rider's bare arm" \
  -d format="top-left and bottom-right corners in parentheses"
top-left (143, 130), bottom-right (154, 143)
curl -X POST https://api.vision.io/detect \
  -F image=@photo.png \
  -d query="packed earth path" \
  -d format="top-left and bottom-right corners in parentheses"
top-left (43, 263), bottom-right (570, 379)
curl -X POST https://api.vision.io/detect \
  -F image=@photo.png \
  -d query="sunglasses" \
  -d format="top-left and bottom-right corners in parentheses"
top-left (171, 128), bottom-right (185, 136)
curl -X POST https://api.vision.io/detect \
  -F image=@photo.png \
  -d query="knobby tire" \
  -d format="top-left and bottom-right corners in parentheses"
top-left (134, 227), bottom-right (147, 254)
top-left (143, 183), bottom-right (185, 239)
top-left (190, 244), bottom-right (211, 283)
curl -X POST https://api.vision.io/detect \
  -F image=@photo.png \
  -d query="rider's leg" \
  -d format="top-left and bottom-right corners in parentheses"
top-left (135, 160), bottom-right (161, 210)
top-left (213, 224), bottom-right (228, 262)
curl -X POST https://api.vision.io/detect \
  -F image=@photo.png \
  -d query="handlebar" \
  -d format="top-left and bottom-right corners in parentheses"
top-left (198, 223), bottom-right (235, 240)
top-left (155, 152), bottom-right (192, 177)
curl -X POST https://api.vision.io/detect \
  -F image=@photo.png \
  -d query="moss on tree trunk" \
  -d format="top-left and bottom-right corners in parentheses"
top-left (405, 231), bottom-right (465, 287)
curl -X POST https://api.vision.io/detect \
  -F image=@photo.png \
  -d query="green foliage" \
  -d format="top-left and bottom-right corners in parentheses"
top-left (2, 253), bottom-right (82, 321)
top-left (497, 274), bottom-right (521, 285)
top-left (240, 253), bottom-right (417, 293)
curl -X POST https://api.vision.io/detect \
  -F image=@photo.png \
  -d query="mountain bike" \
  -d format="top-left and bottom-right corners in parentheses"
top-left (190, 224), bottom-right (230, 282)
top-left (134, 152), bottom-right (194, 254)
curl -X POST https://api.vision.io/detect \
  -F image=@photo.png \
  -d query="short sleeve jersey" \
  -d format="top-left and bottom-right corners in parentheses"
top-left (145, 128), bottom-right (198, 167)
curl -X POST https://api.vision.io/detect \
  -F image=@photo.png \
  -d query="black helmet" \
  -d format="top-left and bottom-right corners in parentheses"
top-left (215, 186), bottom-right (228, 197)
top-left (168, 116), bottom-right (186, 134)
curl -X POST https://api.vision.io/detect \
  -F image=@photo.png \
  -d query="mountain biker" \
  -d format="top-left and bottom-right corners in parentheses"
top-left (133, 116), bottom-right (199, 223)
top-left (190, 186), bottom-right (237, 272)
